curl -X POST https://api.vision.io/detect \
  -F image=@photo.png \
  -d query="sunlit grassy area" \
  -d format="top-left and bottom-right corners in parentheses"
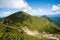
top-left (0, 11), bottom-right (60, 40)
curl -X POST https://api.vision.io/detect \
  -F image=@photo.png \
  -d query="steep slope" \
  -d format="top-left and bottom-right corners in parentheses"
top-left (0, 11), bottom-right (60, 40)
top-left (3, 11), bottom-right (60, 33)
top-left (4, 11), bottom-right (30, 24)
top-left (0, 23), bottom-right (52, 40)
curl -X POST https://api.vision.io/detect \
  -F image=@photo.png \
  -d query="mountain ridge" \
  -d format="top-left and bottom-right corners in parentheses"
top-left (2, 11), bottom-right (60, 33)
top-left (47, 14), bottom-right (60, 26)
top-left (0, 11), bottom-right (60, 40)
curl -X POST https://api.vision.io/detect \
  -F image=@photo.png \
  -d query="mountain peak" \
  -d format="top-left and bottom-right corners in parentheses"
top-left (4, 11), bottom-right (30, 25)
top-left (2, 11), bottom-right (60, 34)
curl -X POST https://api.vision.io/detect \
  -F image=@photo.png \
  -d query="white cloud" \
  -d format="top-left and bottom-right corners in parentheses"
top-left (0, 0), bottom-right (30, 9)
top-left (4, 12), bottom-right (13, 16)
top-left (51, 4), bottom-right (60, 14)
top-left (0, 0), bottom-right (48, 16)
top-left (52, 4), bottom-right (60, 11)
top-left (0, 0), bottom-right (32, 17)
top-left (0, 0), bottom-right (60, 17)
top-left (24, 4), bottom-right (60, 16)
top-left (23, 8), bottom-right (49, 16)
top-left (0, 12), bottom-right (13, 17)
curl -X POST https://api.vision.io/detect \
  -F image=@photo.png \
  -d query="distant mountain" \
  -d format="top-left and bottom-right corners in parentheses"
top-left (47, 14), bottom-right (60, 26)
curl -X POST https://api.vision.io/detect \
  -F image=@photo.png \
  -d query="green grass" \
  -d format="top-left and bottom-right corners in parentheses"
top-left (23, 16), bottom-right (60, 33)
top-left (0, 23), bottom-right (52, 40)
top-left (4, 11), bottom-right (60, 33)
top-left (0, 11), bottom-right (60, 40)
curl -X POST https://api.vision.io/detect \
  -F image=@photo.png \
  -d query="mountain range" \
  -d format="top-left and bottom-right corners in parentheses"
top-left (47, 14), bottom-right (60, 26)
top-left (0, 11), bottom-right (60, 40)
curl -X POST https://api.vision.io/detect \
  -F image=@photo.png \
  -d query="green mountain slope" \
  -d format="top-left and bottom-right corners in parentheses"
top-left (0, 23), bottom-right (51, 40)
top-left (3, 11), bottom-right (60, 33)
top-left (0, 11), bottom-right (60, 40)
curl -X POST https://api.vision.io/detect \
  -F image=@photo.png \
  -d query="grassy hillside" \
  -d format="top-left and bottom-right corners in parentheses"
top-left (3, 11), bottom-right (60, 33)
top-left (0, 11), bottom-right (60, 40)
top-left (0, 23), bottom-right (51, 40)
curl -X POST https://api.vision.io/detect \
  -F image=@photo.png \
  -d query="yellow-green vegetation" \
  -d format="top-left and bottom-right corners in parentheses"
top-left (0, 23), bottom-right (52, 40)
top-left (0, 11), bottom-right (60, 40)
top-left (23, 16), bottom-right (60, 33)
top-left (4, 11), bottom-right (60, 33)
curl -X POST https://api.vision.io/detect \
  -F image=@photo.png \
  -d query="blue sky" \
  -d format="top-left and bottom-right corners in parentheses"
top-left (0, 0), bottom-right (60, 17)
top-left (26, 0), bottom-right (53, 9)
top-left (26, 0), bottom-right (60, 9)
